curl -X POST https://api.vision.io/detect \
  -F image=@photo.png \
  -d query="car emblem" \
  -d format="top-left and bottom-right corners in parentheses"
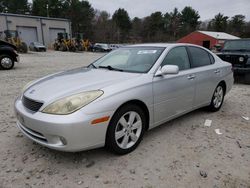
top-left (29, 89), bottom-right (35, 94)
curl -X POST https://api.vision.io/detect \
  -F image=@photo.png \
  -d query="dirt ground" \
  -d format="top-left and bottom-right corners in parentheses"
top-left (0, 51), bottom-right (249, 188)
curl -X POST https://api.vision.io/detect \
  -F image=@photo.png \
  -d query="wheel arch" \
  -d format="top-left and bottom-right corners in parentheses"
top-left (218, 80), bottom-right (227, 95)
top-left (0, 50), bottom-right (18, 62)
top-left (105, 99), bottom-right (150, 153)
top-left (110, 99), bottom-right (150, 130)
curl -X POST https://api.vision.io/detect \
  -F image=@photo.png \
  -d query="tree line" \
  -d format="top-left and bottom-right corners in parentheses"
top-left (1, 0), bottom-right (250, 43)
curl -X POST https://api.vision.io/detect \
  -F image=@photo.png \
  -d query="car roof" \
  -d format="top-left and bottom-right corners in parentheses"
top-left (126, 43), bottom-right (203, 48)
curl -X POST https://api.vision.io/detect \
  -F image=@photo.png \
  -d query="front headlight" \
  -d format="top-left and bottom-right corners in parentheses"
top-left (42, 90), bottom-right (103, 115)
top-left (239, 57), bottom-right (244, 62)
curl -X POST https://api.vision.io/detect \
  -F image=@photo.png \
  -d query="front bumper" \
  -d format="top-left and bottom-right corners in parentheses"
top-left (14, 97), bottom-right (113, 152)
top-left (233, 67), bottom-right (250, 74)
top-left (16, 55), bottom-right (20, 63)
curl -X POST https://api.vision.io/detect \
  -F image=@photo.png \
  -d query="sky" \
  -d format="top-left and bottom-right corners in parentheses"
top-left (87, 0), bottom-right (250, 21)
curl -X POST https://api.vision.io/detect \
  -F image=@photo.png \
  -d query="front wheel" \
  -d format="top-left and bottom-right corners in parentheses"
top-left (207, 84), bottom-right (225, 112)
top-left (106, 104), bottom-right (146, 155)
top-left (0, 55), bottom-right (15, 70)
top-left (20, 42), bottom-right (28, 53)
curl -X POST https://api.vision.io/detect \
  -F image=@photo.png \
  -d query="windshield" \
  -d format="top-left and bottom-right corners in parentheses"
top-left (92, 47), bottom-right (165, 73)
top-left (223, 40), bottom-right (250, 51)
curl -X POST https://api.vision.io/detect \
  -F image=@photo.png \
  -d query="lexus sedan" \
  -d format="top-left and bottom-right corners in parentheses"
top-left (15, 43), bottom-right (234, 154)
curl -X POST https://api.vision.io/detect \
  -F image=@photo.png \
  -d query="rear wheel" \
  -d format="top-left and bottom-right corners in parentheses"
top-left (207, 84), bottom-right (225, 112)
top-left (106, 104), bottom-right (146, 155)
top-left (0, 55), bottom-right (14, 70)
top-left (59, 43), bottom-right (67, 51)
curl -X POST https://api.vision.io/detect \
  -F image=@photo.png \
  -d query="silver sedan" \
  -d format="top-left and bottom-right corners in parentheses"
top-left (15, 43), bottom-right (234, 154)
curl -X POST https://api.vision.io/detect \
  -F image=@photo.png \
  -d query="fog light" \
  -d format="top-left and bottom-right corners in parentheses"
top-left (239, 57), bottom-right (244, 62)
top-left (59, 137), bottom-right (67, 145)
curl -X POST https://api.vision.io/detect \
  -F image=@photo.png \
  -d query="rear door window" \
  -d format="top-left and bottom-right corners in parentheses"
top-left (188, 47), bottom-right (212, 68)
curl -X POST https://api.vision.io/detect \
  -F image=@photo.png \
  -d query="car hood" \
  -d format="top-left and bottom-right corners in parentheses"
top-left (0, 40), bottom-right (17, 50)
top-left (24, 67), bottom-right (141, 102)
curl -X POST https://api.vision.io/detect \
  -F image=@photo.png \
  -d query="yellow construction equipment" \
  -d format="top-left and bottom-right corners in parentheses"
top-left (54, 33), bottom-right (77, 52)
top-left (74, 33), bottom-right (91, 51)
top-left (74, 33), bottom-right (84, 51)
top-left (83, 39), bottom-right (91, 51)
top-left (0, 30), bottom-right (28, 53)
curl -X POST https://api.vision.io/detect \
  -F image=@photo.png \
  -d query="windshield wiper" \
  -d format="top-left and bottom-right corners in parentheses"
top-left (98, 65), bottom-right (124, 72)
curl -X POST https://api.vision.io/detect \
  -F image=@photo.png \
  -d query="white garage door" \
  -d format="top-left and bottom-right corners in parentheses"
top-left (17, 26), bottom-right (38, 46)
top-left (49, 28), bottom-right (66, 44)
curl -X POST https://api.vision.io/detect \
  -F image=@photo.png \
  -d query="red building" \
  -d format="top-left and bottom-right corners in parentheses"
top-left (178, 30), bottom-right (240, 49)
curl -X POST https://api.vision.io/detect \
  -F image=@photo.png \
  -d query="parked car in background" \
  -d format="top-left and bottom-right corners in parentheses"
top-left (0, 40), bottom-right (19, 70)
top-left (109, 44), bottom-right (123, 50)
top-left (217, 39), bottom-right (250, 84)
top-left (92, 43), bottom-right (111, 52)
top-left (15, 44), bottom-right (233, 154)
top-left (29, 42), bottom-right (46, 52)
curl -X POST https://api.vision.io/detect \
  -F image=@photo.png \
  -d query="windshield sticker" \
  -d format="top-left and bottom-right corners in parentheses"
top-left (137, 50), bottom-right (157, 54)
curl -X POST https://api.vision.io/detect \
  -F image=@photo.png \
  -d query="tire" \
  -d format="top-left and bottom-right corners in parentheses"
top-left (60, 44), bottom-right (68, 51)
top-left (54, 44), bottom-right (58, 51)
top-left (0, 55), bottom-right (15, 70)
top-left (70, 46), bottom-right (76, 52)
top-left (106, 104), bottom-right (146, 155)
top-left (207, 83), bottom-right (225, 112)
top-left (20, 42), bottom-right (28, 53)
top-left (77, 46), bottom-right (83, 51)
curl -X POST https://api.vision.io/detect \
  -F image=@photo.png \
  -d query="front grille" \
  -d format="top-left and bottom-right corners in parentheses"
top-left (22, 96), bottom-right (43, 112)
top-left (219, 55), bottom-right (246, 66)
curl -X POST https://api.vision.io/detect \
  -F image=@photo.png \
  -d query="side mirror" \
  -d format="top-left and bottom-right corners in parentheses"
top-left (155, 65), bottom-right (179, 76)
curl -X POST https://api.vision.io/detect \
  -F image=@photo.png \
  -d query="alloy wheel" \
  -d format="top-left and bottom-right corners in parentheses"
top-left (213, 86), bottom-right (224, 108)
top-left (115, 111), bottom-right (142, 149)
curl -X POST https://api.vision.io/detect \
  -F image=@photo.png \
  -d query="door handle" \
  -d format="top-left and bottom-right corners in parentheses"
top-left (214, 69), bottom-right (220, 74)
top-left (187, 74), bottom-right (196, 80)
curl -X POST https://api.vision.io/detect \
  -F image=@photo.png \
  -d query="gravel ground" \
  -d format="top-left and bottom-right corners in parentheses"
top-left (0, 51), bottom-right (250, 188)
